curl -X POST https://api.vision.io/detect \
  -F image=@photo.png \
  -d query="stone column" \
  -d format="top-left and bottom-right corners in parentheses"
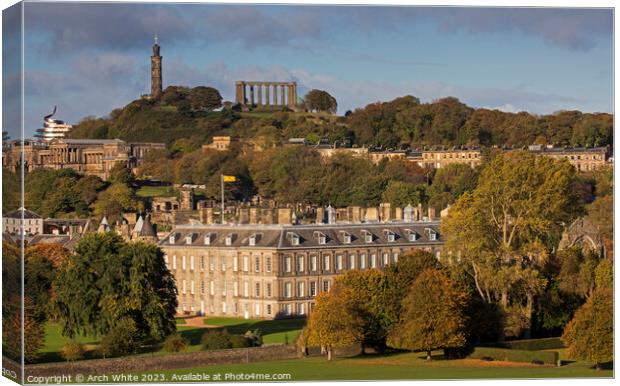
top-left (273, 85), bottom-right (278, 106)
top-left (235, 82), bottom-right (243, 104)
top-left (280, 84), bottom-right (286, 106)
top-left (265, 84), bottom-right (270, 106)
top-left (250, 85), bottom-right (255, 106)
top-left (287, 84), bottom-right (295, 108)
top-left (257, 84), bottom-right (263, 105)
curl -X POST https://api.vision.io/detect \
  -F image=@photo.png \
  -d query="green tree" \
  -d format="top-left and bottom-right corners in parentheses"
top-left (305, 285), bottom-right (363, 360)
top-left (381, 180), bottom-right (424, 207)
top-left (304, 89), bottom-right (338, 113)
top-left (188, 86), bottom-right (223, 111)
top-left (92, 183), bottom-right (142, 222)
top-left (561, 288), bottom-right (613, 369)
top-left (2, 168), bottom-right (20, 213)
top-left (387, 268), bottom-right (468, 360)
top-left (51, 233), bottom-right (177, 340)
top-left (335, 270), bottom-right (392, 351)
top-left (384, 250), bottom-right (441, 325)
top-left (441, 151), bottom-right (582, 338)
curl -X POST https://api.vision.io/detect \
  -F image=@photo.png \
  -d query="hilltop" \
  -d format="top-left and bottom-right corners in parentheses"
top-left (69, 87), bottom-right (613, 151)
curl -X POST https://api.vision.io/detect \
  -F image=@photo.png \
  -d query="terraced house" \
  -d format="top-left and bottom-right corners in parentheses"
top-left (160, 215), bottom-right (444, 319)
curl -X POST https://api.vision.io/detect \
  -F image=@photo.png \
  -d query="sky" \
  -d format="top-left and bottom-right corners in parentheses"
top-left (1, 2), bottom-right (614, 138)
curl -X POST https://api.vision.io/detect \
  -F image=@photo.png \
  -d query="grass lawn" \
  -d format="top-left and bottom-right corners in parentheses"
top-left (133, 351), bottom-right (612, 382)
top-left (37, 318), bottom-right (305, 363)
top-left (135, 186), bottom-right (178, 198)
top-left (203, 317), bottom-right (305, 344)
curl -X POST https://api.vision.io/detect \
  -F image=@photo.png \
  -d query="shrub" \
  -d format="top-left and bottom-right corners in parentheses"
top-left (230, 334), bottom-right (249, 349)
top-left (469, 347), bottom-right (559, 365)
top-left (99, 319), bottom-right (141, 358)
top-left (201, 330), bottom-right (233, 350)
top-left (244, 329), bottom-right (263, 347)
top-left (61, 340), bottom-right (85, 361)
top-left (500, 338), bottom-right (564, 351)
top-left (201, 329), bottom-right (250, 350)
top-left (163, 333), bottom-right (189, 353)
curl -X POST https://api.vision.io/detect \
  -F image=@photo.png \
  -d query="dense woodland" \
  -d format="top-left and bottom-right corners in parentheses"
top-left (68, 86), bottom-right (613, 150)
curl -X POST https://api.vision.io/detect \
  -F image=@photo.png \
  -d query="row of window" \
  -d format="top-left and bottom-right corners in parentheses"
top-left (282, 252), bottom-right (399, 273)
top-left (423, 152), bottom-right (480, 160)
top-left (178, 278), bottom-right (332, 300)
top-left (180, 301), bottom-right (276, 317)
top-left (180, 279), bottom-right (275, 298)
top-left (286, 229), bottom-right (434, 246)
top-left (165, 255), bottom-right (272, 273)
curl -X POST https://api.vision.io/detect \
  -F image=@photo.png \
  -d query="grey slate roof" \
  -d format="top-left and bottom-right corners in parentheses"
top-left (5, 207), bottom-right (42, 219)
top-left (160, 221), bottom-right (442, 250)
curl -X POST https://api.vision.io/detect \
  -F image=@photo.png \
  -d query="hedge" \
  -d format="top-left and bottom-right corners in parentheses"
top-left (469, 347), bottom-right (559, 366)
top-left (479, 337), bottom-right (564, 351)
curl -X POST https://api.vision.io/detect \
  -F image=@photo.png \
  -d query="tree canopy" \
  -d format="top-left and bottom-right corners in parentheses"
top-left (51, 233), bottom-right (177, 340)
top-left (441, 151), bottom-right (583, 338)
top-left (387, 268), bottom-right (469, 360)
top-left (304, 89), bottom-right (338, 114)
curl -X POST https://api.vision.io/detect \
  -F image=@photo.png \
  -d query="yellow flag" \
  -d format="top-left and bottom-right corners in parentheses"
top-left (223, 175), bottom-right (237, 182)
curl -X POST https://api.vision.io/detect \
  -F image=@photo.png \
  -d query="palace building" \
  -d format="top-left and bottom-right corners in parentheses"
top-left (2, 138), bottom-right (165, 180)
top-left (160, 214), bottom-right (443, 319)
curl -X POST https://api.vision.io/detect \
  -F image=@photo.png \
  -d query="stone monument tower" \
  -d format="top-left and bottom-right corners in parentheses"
top-left (151, 36), bottom-right (162, 98)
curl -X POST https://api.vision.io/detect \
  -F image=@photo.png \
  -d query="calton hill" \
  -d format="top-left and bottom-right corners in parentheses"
top-left (2, 85), bottom-right (613, 381)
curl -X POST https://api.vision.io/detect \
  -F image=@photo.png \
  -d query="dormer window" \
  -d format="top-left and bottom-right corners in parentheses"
top-left (288, 232), bottom-right (300, 246)
top-left (169, 233), bottom-right (176, 244)
top-left (425, 228), bottom-right (437, 241)
top-left (204, 233), bottom-right (212, 245)
top-left (185, 233), bottom-right (194, 244)
top-left (405, 229), bottom-right (418, 242)
top-left (314, 231), bottom-right (327, 245)
top-left (249, 234), bottom-right (256, 246)
top-left (384, 230), bottom-right (396, 242)
top-left (225, 234), bottom-right (235, 246)
top-left (339, 231), bottom-right (351, 244)
top-left (362, 230), bottom-right (373, 244)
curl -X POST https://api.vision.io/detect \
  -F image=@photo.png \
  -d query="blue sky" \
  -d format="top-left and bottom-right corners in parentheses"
top-left (2, 3), bottom-right (613, 138)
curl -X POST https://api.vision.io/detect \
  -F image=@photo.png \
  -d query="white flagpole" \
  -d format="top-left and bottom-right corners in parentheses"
top-left (221, 174), bottom-right (225, 224)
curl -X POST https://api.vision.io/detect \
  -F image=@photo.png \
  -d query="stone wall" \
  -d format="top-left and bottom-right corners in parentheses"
top-left (24, 345), bottom-right (300, 378)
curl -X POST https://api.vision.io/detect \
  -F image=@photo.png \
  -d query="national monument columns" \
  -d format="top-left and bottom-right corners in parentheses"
top-left (235, 81), bottom-right (297, 108)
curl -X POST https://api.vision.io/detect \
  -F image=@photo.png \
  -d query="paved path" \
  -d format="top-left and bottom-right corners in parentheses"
top-left (179, 316), bottom-right (218, 328)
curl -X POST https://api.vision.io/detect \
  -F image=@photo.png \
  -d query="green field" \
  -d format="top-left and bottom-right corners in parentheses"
top-left (132, 351), bottom-right (611, 382)
top-left (135, 185), bottom-right (178, 198)
top-left (37, 318), bottom-right (304, 363)
top-left (202, 317), bottom-right (305, 344)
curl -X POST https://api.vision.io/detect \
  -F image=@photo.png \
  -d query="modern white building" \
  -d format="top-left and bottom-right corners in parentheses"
top-left (34, 106), bottom-right (73, 141)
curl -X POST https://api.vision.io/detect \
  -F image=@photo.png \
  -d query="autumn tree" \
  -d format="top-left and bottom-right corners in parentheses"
top-left (51, 233), bottom-right (177, 340)
top-left (304, 89), bottom-right (337, 114)
top-left (441, 151), bottom-right (582, 338)
top-left (387, 268), bottom-right (469, 360)
top-left (305, 285), bottom-right (363, 360)
top-left (562, 287), bottom-right (613, 369)
top-left (384, 250), bottom-right (440, 323)
top-left (335, 270), bottom-right (392, 351)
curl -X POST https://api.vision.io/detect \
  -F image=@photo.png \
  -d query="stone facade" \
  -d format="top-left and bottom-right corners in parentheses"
top-left (3, 207), bottom-right (44, 236)
top-left (202, 136), bottom-right (237, 152)
top-left (160, 220), bottom-right (443, 319)
top-left (416, 149), bottom-right (482, 169)
top-left (2, 139), bottom-right (165, 180)
top-left (527, 145), bottom-right (609, 172)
